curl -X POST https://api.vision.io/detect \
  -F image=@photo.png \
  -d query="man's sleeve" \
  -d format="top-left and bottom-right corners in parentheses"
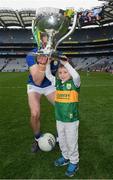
top-left (26, 48), bottom-right (37, 67)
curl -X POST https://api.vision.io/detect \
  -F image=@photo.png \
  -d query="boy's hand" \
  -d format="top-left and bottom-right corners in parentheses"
top-left (60, 55), bottom-right (68, 65)
top-left (37, 55), bottom-right (48, 65)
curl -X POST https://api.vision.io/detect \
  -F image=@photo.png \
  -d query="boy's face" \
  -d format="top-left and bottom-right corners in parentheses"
top-left (58, 66), bottom-right (71, 82)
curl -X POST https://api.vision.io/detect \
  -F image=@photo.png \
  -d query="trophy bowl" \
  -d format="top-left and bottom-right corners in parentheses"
top-left (32, 7), bottom-right (77, 57)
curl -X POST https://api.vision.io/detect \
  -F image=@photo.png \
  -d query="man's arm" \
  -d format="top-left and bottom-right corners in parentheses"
top-left (27, 54), bottom-right (48, 86)
top-left (29, 63), bottom-right (46, 85)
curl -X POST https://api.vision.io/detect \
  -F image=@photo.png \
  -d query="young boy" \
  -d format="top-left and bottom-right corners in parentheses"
top-left (46, 57), bottom-right (80, 177)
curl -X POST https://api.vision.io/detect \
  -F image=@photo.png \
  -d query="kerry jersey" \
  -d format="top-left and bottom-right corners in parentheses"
top-left (55, 78), bottom-right (80, 122)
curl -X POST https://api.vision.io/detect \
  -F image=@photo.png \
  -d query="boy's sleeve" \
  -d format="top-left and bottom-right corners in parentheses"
top-left (64, 62), bottom-right (81, 87)
top-left (45, 63), bottom-right (55, 86)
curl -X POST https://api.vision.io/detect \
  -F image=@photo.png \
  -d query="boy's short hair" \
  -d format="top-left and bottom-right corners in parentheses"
top-left (58, 63), bottom-right (65, 69)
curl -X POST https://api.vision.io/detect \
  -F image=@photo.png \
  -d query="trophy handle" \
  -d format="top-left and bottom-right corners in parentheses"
top-left (32, 18), bottom-right (35, 35)
top-left (32, 18), bottom-right (41, 49)
top-left (32, 19), bottom-right (37, 42)
top-left (55, 12), bottom-right (78, 50)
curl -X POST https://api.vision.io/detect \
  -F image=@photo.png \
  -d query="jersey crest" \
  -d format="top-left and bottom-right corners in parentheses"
top-left (66, 83), bottom-right (72, 89)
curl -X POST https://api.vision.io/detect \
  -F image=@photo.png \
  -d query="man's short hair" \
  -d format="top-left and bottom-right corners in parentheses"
top-left (40, 32), bottom-right (47, 38)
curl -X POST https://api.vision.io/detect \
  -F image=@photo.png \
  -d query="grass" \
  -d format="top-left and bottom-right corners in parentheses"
top-left (0, 71), bottom-right (113, 179)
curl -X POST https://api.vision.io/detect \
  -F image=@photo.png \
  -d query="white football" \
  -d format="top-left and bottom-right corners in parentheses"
top-left (38, 133), bottom-right (56, 152)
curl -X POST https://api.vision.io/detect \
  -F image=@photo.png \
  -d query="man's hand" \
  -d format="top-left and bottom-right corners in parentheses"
top-left (37, 55), bottom-right (48, 65)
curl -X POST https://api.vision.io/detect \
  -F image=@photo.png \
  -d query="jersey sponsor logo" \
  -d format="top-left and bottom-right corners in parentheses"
top-left (55, 90), bottom-right (79, 103)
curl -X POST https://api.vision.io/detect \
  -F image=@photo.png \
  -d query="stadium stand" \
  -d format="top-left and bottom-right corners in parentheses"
top-left (2, 58), bottom-right (28, 72)
top-left (0, 1), bottom-right (113, 72)
top-left (71, 56), bottom-right (113, 71)
top-left (0, 29), bottom-right (33, 43)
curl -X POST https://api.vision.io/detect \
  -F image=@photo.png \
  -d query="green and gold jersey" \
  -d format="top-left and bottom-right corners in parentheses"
top-left (55, 78), bottom-right (80, 122)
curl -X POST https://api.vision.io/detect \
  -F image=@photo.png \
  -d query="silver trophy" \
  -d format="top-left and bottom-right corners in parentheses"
top-left (32, 7), bottom-right (77, 58)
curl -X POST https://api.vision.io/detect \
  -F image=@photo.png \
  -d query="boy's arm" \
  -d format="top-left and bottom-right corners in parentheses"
top-left (45, 63), bottom-right (55, 86)
top-left (61, 60), bottom-right (80, 87)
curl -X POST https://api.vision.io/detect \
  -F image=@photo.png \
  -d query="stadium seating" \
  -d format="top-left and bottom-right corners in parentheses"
top-left (1, 17), bottom-right (113, 72)
top-left (71, 56), bottom-right (113, 72)
top-left (1, 58), bottom-right (28, 72)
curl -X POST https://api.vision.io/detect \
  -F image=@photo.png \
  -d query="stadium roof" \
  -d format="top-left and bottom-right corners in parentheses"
top-left (0, 2), bottom-right (113, 28)
top-left (0, 9), bottom-right (35, 28)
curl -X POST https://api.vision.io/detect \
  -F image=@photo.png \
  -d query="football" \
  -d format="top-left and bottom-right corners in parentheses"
top-left (38, 133), bottom-right (56, 152)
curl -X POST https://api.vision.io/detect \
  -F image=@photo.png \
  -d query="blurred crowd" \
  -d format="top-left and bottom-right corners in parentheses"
top-left (78, 7), bottom-right (103, 26)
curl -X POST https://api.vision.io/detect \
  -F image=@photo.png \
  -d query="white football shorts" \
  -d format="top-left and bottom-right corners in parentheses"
top-left (27, 84), bottom-right (56, 96)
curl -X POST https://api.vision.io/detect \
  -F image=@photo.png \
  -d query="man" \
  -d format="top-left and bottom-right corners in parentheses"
top-left (26, 33), bottom-right (59, 152)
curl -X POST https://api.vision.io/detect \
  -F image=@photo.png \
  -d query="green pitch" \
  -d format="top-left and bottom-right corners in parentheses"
top-left (0, 72), bottom-right (113, 179)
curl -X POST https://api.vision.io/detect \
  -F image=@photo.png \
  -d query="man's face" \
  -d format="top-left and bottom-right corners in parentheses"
top-left (41, 35), bottom-right (48, 44)
top-left (37, 55), bottom-right (48, 64)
